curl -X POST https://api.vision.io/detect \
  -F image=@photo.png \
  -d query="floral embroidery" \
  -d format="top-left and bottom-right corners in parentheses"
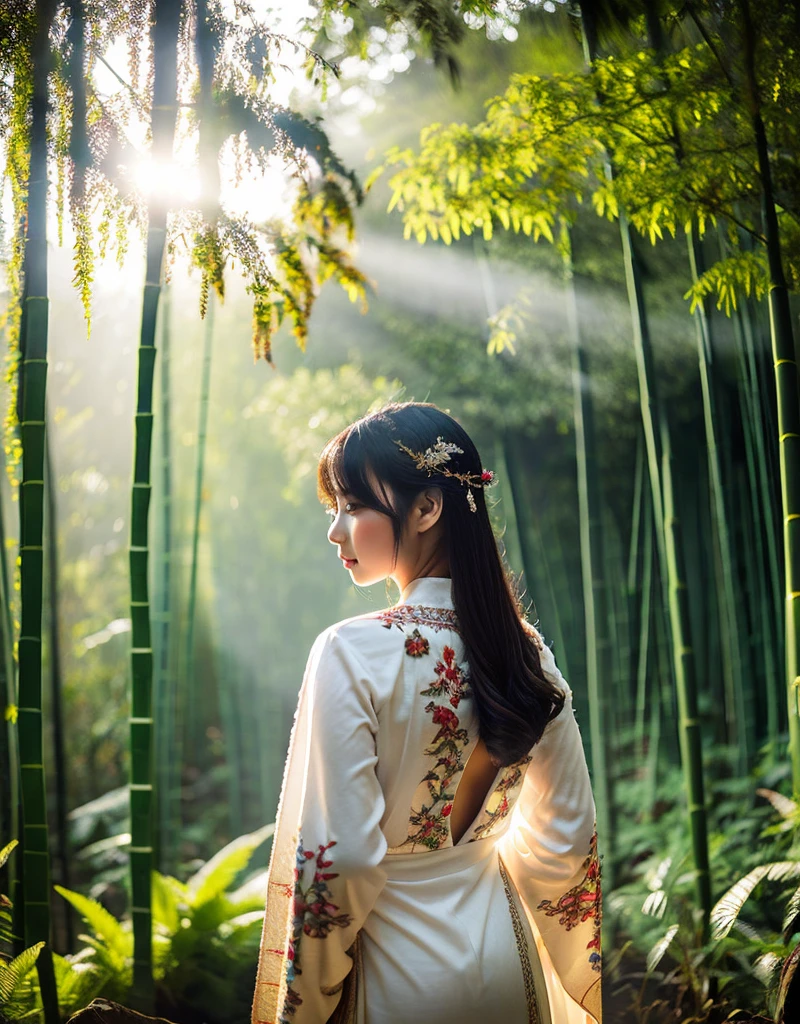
top-left (398, 647), bottom-right (472, 851)
top-left (377, 603), bottom-right (460, 634)
top-left (535, 829), bottom-right (602, 972)
top-left (404, 628), bottom-right (430, 657)
top-left (281, 837), bottom-right (354, 1020)
top-left (469, 754), bottom-right (533, 841)
top-left (420, 645), bottom-right (471, 707)
top-left (278, 986), bottom-right (303, 1023)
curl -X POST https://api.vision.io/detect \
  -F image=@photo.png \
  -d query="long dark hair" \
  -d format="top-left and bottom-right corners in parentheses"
top-left (317, 401), bottom-right (565, 766)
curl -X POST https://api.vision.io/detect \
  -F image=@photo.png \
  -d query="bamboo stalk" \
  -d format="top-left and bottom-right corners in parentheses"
top-left (184, 293), bottom-right (215, 752)
top-left (686, 228), bottom-right (749, 770)
top-left (17, 1), bottom-right (59, 1018)
top-left (661, 419), bottom-right (712, 937)
top-left (0, 469), bottom-right (19, 888)
top-left (493, 437), bottom-right (526, 582)
top-left (128, 0), bottom-right (180, 1007)
top-left (504, 438), bottom-right (572, 682)
top-left (153, 284), bottom-right (176, 873)
top-left (634, 475), bottom-right (654, 759)
top-left (740, 0), bottom-right (800, 791)
top-left (734, 321), bottom-right (781, 751)
top-left (564, 227), bottom-right (613, 884)
top-left (44, 416), bottom-right (74, 952)
top-left (578, 0), bottom-right (711, 934)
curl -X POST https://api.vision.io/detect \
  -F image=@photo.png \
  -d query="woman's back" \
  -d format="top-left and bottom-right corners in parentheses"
top-left (360, 576), bottom-right (540, 854)
top-left (251, 575), bottom-right (601, 1024)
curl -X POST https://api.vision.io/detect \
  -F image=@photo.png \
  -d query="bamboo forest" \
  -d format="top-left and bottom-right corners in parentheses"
top-left (1, 0), bottom-right (799, 1021)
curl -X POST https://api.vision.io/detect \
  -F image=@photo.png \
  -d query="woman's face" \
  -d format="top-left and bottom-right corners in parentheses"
top-left (326, 487), bottom-right (400, 587)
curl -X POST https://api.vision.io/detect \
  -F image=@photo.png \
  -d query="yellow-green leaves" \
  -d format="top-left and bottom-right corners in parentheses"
top-left (381, 38), bottom-right (775, 321)
top-left (683, 251), bottom-right (769, 315)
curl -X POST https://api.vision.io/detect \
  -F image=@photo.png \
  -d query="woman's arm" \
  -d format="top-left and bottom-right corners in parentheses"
top-left (252, 625), bottom-right (388, 1024)
top-left (498, 635), bottom-right (602, 1021)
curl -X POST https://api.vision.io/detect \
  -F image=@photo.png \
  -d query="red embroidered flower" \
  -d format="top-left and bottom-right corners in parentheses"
top-left (405, 628), bottom-right (430, 657)
top-left (442, 803), bottom-right (452, 817)
top-left (431, 705), bottom-right (459, 730)
top-left (481, 470), bottom-right (494, 483)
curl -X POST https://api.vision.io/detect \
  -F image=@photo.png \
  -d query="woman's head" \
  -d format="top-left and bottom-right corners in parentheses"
top-left (318, 402), bottom-right (489, 590)
top-left (317, 400), bottom-right (566, 766)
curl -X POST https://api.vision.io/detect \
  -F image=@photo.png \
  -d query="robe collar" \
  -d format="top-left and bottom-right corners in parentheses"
top-left (398, 575), bottom-right (454, 610)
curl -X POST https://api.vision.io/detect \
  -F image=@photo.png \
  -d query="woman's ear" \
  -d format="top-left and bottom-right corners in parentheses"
top-left (414, 486), bottom-right (444, 534)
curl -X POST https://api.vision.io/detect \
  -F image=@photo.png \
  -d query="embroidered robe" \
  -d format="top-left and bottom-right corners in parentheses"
top-left (252, 576), bottom-right (601, 1024)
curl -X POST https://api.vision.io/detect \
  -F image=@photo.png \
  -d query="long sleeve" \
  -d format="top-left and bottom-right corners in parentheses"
top-left (498, 636), bottom-right (602, 1021)
top-left (252, 625), bottom-right (388, 1024)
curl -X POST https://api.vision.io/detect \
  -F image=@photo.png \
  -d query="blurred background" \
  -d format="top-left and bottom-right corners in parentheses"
top-left (1, 1), bottom-right (799, 1021)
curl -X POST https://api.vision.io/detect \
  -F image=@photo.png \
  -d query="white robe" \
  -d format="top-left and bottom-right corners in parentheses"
top-left (252, 576), bottom-right (601, 1024)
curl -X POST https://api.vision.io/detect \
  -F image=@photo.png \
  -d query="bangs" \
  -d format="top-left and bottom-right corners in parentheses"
top-left (317, 429), bottom-right (351, 507)
top-left (316, 422), bottom-right (396, 518)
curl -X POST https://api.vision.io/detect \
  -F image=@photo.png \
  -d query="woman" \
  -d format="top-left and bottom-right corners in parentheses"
top-left (251, 402), bottom-right (601, 1024)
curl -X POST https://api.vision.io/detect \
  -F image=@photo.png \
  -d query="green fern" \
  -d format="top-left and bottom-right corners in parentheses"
top-left (0, 942), bottom-right (44, 1006)
top-left (0, 840), bottom-right (16, 871)
top-left (711, 861), bottom-right (800, 939)
top-left (185, 823), bottom-right (273, 909)
top-left (53, 887), bottom-right (131, 960)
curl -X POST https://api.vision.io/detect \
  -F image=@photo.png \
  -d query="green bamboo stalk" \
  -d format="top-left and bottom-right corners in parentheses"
top-left (564, 227), bottom-right (613, 884)
top-left (634, 480), bottom-right (654, 759)
top-left (184, 293), bottom-right (215, 752)
top-left (734, 318), bottom-right (781, 751)
top-left (740, 300), bottom-right (783, 638)
top-left (579, 0), bottom-right (711, 933)
top-left (17, 0), bottom-right (58, 1018)
top-left (0, 469), bottom-right (19, 868)
top-left (493, 437), bottom-right (525, 582)
top-left (740, 0), bottom-right (800, 791)
top-left (686, 228), bottom-right (749, 770)
top-left (44, 416), bottom-right (74, 952)
top-left (128, 0), bottom-right (180, 1007)
top-left (504, 438), bottom-right (571, 682)
top-left (661, 419), bottom-right (712, 938)
top-left (153, 284), bottom-right (176, 874)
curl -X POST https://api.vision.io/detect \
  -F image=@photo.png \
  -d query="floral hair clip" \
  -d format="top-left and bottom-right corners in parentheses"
top-left (394, 436), bottom-right (496, 513)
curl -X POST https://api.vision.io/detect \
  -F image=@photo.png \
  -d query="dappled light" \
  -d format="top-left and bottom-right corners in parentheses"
top-left (1, 2), bottom-right (800, 1024)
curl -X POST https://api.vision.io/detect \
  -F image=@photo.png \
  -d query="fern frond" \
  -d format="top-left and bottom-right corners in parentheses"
top-left (711, 861), bottom-right (800, 938)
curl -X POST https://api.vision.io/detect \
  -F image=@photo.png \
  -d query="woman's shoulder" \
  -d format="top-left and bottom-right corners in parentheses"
top-left (309, 605), bottom-right (417, 664)
top-left (521, 618), bottom-right (572, 698)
